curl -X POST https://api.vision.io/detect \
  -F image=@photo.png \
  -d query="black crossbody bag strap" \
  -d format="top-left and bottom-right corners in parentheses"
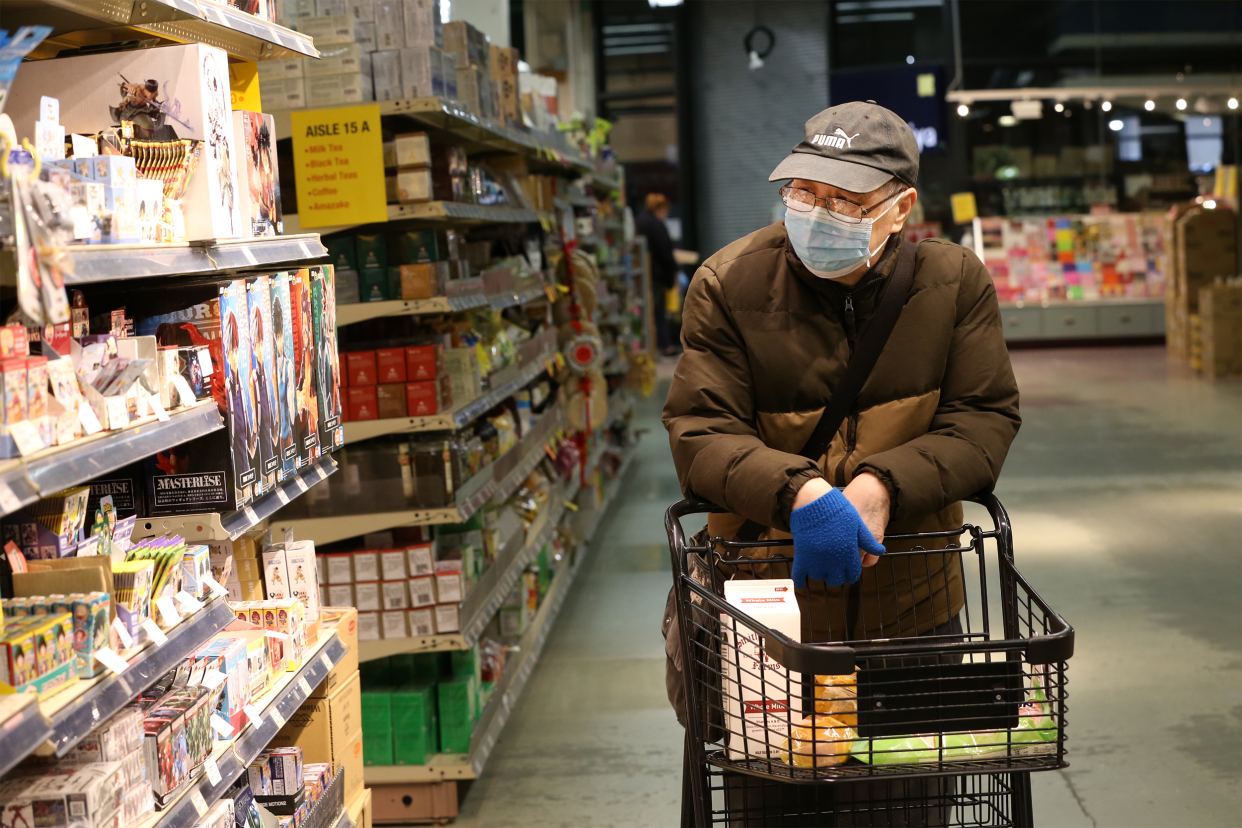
top-left (733, 239), bottom-right (919, 544)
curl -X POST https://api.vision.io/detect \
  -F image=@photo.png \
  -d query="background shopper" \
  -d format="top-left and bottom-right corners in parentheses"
top-left (635, 192), bottom-right (681, 355)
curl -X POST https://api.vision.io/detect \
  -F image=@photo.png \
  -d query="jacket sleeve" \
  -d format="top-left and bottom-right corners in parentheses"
top-left (854, 249), bottom-right (1021, 522)
top-left (662, 266), bottom-right (823, 531)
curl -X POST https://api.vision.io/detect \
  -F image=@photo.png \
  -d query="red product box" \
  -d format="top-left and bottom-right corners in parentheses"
top-left (375, 348), bottom-right (406, 384)
top-left (345, 351), bottom-right (377, 387)
top-left (405, 344), bottom-right (443, 381)
top-left (348, 386), bottom-right (378, 421)
top-left (405, 380), bottom-right (442, 416)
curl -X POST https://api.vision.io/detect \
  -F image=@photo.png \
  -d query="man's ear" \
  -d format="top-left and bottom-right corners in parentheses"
top-left (888, 188), bottom-right (918, 235)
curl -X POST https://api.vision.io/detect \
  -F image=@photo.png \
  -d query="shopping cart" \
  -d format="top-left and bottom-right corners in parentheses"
top-left (665, 495), bottom-right (1074, 828)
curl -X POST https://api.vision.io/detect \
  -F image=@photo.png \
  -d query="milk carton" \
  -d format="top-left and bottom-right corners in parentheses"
top-left (721, 579), bottom-right (802, 759)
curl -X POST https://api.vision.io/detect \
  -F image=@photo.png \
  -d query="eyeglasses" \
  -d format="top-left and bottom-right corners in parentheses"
top-left (780, 185), bottom-right (906, 223)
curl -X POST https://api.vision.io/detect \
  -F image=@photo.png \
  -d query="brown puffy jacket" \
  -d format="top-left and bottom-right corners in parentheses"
top-left (662, 223), bottom-right (1020, 643)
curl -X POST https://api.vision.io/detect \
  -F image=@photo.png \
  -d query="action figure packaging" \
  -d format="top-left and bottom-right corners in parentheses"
top-left (220, 279), bottom-right (259, 499)
top-left (282, 540), bottom-right (321, 622)
top-left (310, 267), bottom-right (343, 452)
top-left (231, 111), bottom-right (281, 237)
top-left (5, 43), bottom-right (244, 240)
top-left (289, 270), bottom-right (320, 469)
top-left (0, 760), bottom-right (124, 828)
top-left (247, 276), bottom-right (281, 490)
top-left (269, 272), bottom-right (300, 481)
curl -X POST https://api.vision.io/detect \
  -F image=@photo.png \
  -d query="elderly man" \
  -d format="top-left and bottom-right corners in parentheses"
top-left (663, 101), bottom-right (1021, 822)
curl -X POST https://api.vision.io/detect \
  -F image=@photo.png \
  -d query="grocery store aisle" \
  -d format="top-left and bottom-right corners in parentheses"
top-left (454, 382), bottom-right (684, 827)
top-left (457, 346), bottom-right (1241, 827)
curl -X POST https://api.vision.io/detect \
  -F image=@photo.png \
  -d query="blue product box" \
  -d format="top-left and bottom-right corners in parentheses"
top-left (92, 155), bottom-right (136, 187)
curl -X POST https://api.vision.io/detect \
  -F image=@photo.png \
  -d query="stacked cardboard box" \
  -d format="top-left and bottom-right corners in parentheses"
top-left (1198, 284), bottom-right (1242, 378)
top-left (1166, 205), bottom-right (1238, 363)
top-left (488, 44), bottom-right (523, 127)
top-left (443, 21), bottom-right (497, 122)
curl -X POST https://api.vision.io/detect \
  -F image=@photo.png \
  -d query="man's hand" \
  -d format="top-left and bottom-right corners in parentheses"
top-left (841, 472), bottom-right (891, 567)
top-left (788, 480), bottom-right (886, 588)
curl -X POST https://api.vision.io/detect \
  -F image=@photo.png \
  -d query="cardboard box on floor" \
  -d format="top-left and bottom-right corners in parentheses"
top-left (313, 607), bottom-right (358, 698)
top-left (271, 668), bottom-right (364, 801)
top-left (1199, 284), bottom-right (1242, 378)
top-left (370, 782), bottom-right (457, 824)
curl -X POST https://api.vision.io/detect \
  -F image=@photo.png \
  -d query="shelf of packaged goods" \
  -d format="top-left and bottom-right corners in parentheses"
top-left (553, 194), bottom-right (595, 211)
top-left (63, 235), bottom-right (326, 284)
top-left (32, 0), bottom-right (319, 60)
top-left (143, 630), bottom-right (348, 828)
top-left (15, 597), bottom-right (237, 769)
top-left (280, 401), bottom-right (562, 546)
top-left (363, 447), bottom-right (634, 783)
top-left (602, 263), bottom-right (627, 279)
top-left (341, 344), bottom-right (556, 444)
top-left (387, 201), bottom-right (554, 227)
top-left (336, 282), bottom-right (547, 327)
top-left (357, 461), bottom-right (570, 660)
top-left (488, 284), bottom-right (548, 311)
top-left (576, 234), bottom-right (607, 249)
top-left (131, 455), bottom-right (337, 542)
top-left (0, 400), bottom-right (223, 520)
top-left (592, 173), bottom-right (621, 193)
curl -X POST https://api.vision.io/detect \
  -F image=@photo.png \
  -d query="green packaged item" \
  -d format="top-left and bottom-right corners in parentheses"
top-left (449, 647), bottom-right (478, 679)
top-left (325, 236), bottom-right (357, 272)
top-left (361, 689), bottom-right (394, 765)
top-left (413, 652), bottom-right (444, 683)
top-left (399, 230), bottom-right (439, 263)
top-left (392, 682), bottom-right (437, 765)
top-left (359, 267), bottom-right (388, 302)
top-left (437, 675), bottom-right (474, 754)
top-left (387, 266), bottom-right (402, 301)
top-left (354, 234), bottom-right (387, 271)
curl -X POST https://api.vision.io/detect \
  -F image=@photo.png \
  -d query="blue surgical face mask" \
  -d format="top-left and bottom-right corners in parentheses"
top-left (785, 200), bottom-right (897, 279)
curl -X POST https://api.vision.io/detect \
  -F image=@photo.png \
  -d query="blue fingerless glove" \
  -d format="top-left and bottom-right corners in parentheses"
top-left (789, 488), bottom-right (887, 588)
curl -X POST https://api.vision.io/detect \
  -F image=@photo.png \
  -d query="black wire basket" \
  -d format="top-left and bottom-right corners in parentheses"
top-left (666, 495), bottom-right (1074, 827)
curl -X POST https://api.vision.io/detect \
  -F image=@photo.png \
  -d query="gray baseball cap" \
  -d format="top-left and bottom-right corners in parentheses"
top-left (769, 101), bottom-right (919, 193)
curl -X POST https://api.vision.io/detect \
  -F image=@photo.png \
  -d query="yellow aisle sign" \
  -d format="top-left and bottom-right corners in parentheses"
top-left (950, 191), bottom-right (978, 225)
top-left (290, 105), bottom-right (387, 228)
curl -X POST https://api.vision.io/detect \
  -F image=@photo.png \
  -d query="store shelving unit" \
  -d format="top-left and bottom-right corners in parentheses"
top-left (335, 283), bottom-right (546, 328)
top-left (0, 401), bottom-right (222, 519)
top-left (278, 403), bottom-right (562, 546)
top-left (16, 0), bottom-right (320, 60)
top-left (66, 235), bottom-right (327, 284)
top-left (132, 456), bottom-right (338, 542)
top-left (142, 630), bottom-right (348, 828)
top-left (364, 445), bottom-right (635, 783)
top-left (0, 597), bottom-right (235, 777)
top-left (1000, 297), bottom-right (1166, 342)
top-left (387, 202), bottom-right (555, 226)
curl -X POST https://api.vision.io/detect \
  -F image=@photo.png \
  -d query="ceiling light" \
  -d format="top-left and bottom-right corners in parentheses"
top-left (998, 115), bottom-right (1018, 127)
top-left (1176, 98), bottom-right (1187, 110)
top-left (1229, 97), bottom-right (1239, 110)
top-left (1204, 200), bottom-right (1217, 209)
top-left (1144, 99), bottom-right (1155, 111)
top-left (1108, 119), bottom-right (1124, 131)
top-left (1101, 101), bottom-right (1112, 112)
top-left (906, 55), bottom-right (914, 64)
top-left (1054, 103), bottom-right (1064, 112)
top-left (957, 103), bottom-right (969, 117)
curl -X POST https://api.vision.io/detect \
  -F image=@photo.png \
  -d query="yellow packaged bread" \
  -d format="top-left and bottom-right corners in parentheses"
top-left (778, 714), bottom-right (857, 768)
top-left (814, 672), bottom-right (858, 726)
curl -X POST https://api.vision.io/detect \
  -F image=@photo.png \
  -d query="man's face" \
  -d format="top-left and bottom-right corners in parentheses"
top-left (789, 178), bottom-right (917, 256)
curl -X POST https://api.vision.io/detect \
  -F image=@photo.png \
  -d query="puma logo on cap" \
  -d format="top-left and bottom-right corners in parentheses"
top-left (811, 128), bottom-right (860, 149)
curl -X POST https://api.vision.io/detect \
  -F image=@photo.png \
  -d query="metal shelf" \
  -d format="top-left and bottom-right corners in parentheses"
top-left (356, 409), bottom-right (568, 660)
top-left (553, 194), bottom-right (595, 210)
top-left (144, 631), bottom-right (348, 828)
top-left (336, 283), bottom-right (545, 327)
top-left (0, 696), bottom-right (53, 779)
top-left (387, 202), bottom-right (553, 226)
top-left (340, 343), bottom-right (555, 444)
top-left (362, 447), bottom-right (635, 783)
top-left (0, 401), bottom-right (223, 521)
top-left (132, 455), bottom-right (337, 542)
top-left (23, 0), bottom-right (319, 60)
top-left (66, 235), bottom-right (326, 284)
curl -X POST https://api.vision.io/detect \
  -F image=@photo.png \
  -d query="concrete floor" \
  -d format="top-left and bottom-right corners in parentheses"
top-left (453, 346), bottom-right (1242, 827)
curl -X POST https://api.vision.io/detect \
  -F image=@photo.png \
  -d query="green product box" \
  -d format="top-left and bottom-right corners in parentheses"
top-left (361, 689), bottom-right (395, 765)
top-left (325, 235), bottom-right (357, 272)
top-left (478, 680), bottom-right (495, 714)
top-left (449, 647), bottom-right (477, 678)
top-left (359, 266), bottom-right (388, 302)
top-left (392, 682), bottom-right (437, 765)
top-left (437, 675), bottom-right (474, 754)
top-left (413, 652), bottom-right (445, 683)
top-left (399, 230), bottom-right (439, 263)
top-left (387, 266), bottom-right (402, 301)
top-left (354, 234), bottom-right (387, 271)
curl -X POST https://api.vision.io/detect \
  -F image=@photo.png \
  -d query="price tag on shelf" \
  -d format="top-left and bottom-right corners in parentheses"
top-left (240, 245), bottom-right (259, 266)
top-left (320, 654), bottom-right (333, 671)
top-left (294, 476), bottom-right (309, 493)
top-left (171, 375), bottom-right (197, 408)
top-left (141, 618), bottom-right (168, 646)
top-left (79, 403), bottom-right (104, 435)
top-left (146, 395), bottom-right (170, 422)
top-left (202, 575), bottom-right (229, 599)
top-left (243, 705), bottom-right (263, 728)
top-left (203, 755), bottom-right (222, 787)
top-left (264, 630), bottom-right (290, 641)
top-left (175, 590), bottom-right (202, 613)
top-left (10, 421), bottom-right (45, 456)
top-left (196, 347), bottom-right (214, 378)
top-left (275, 488), bottom-right (290, 505)
top-left (270, 707), bottom-right (286, 729)
top-left (243, 505), bottom-right (259, 526)
top-left (0, 482), bottom-right (22, 514)
top-left (94, 647), bottom-right (129, 675)
top-left (156, 596), bottom-right (180, 625)
top-left (202, 670), bottom-right (227, 690)
top-left (189, 789), bottom-right (208, 817)
top-left (297, 676), bottom-right (312, 696)
top-left (111, 618), bottom-right (133, 649)
top-left (210, 715), bottom-right (233, 738)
